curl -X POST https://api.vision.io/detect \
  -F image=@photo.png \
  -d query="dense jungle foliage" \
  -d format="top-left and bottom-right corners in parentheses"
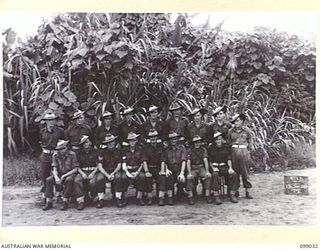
top-left (2, 13), bottom-right (315, 170)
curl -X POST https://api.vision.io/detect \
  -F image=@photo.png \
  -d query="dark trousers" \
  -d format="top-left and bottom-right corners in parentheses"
top-left (144, 167), bottom-right (159, 193)
top-left (96, 171), bottom-right (128, 193)
top-left (158, 166), bottom-right (185, 193)
top-left (123, 170), bottom-right (152, 192)
top-left (73, 173), bottom-right (95, 198)
top-left (211, 170), bottom-right (239, 192)
top-left (40, 153), bottom-right (53, 193)
top-left (231, 148), bottom-right (252, 189)
top-left (44, 173), bottom-right (78, 199)
top-left (186, 167), bottom-right (212, 191)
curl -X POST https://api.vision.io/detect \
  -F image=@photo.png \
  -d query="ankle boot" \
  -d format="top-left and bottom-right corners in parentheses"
top-left (245, 192), bottom-right (253, 199)
top-left (214, 196), bottom-right (222, 205)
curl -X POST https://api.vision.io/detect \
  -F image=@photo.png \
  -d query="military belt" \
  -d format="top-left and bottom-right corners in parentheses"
top-left (42, 148), bottom-right (57, 154)
top-left (231, 144), bottom-right (247, 149)
top-left (212, 163), bottom-right (226, 166)
top-left (127, 165), bottom-right (139, 170)
top-left (82, 167), bottom-right (96, 171)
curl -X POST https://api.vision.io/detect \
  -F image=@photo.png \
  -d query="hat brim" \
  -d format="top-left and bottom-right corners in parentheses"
top-left (231, 114), bottom-right (246, 123)
top-left (212, 106), bottom-right (227, 116)
top-left (71, 111), bottom-right (85, 120)
top-left (99, 114), bottom-right (114, 121)
top-left (126, 135), bottom-right (140, 141)
top-left (55, 144), bottom-right (68, 150)
top-left (102, 136), bottom-right (118, 144)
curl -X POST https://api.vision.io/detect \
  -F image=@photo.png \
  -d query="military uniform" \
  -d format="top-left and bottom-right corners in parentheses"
top-left (118, 120), bottom-right (140, 144)
top-left (39, 126), bottom-right (65, 193)
top-left (65, 123), bottom-right (92, 153)
top-left (74, 147), bottom-right (100, 199)
top-left (144, 143), bottom-right (163, 193)
top-left (95, 124), bottom-right (118, 148)
top-left (209, 121), bottom-right (232, 142)
top-left (227, 126), bottom-right (253, 189)
top-left (186, 146), bottom-right (212, 192)
top-left (122, 146), bottom-right (149, 192)
top-left (164, 116), bottom-right (189, 139)
top-left (186, 122), bottom-right (210, 144)
top-left (208, 144), bottom-right (239, 192)
top-left (44, 150), bottom-right (80, 200)
top-left (98, 147), bottom-right (126, 193)
top-left (140, 119), bottom-right (165, 142)
top-left (160, 144), bottom-right (187, 193)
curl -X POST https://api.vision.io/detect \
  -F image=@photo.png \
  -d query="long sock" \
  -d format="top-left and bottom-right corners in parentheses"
top-left (76, 196), bottom-right (85, 203)
top-left (47, 198), bottom-right (53, 203)
top-left (159, 191), bottom-right (165, 198)
top-left (205, 189), bottom-right (210, 196)
top-left (97, 193), bottom-right (104, 200)
top-left (136, 191), bottom-right (143, 199)
top-left (187, 191), bottom-right (193, 198)
top-left (213, 191), bottom-right (219, 196)
top-left (115, 192), bottom-right (122, 199)
top-left (167, 190), bottom-right (173, 197)
top-left (146, 192), bottom-right (152, 198)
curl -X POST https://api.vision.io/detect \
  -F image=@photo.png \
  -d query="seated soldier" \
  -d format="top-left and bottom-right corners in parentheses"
top-left (96, 134), bottom-right (125, 208)
top-left (73, 135), bottom-right (99, 210)
top-left (186, 135), bottom-right (212, 205)
top-left (208, 132), bottom-right (239, 204)
top-left (143, 129), bottom-right (163, 205)
top-left (42, 140), bottom-right (80, 211)
top-left (159, 132), bottom-right (187, 205)
top-left (122, 132), bottom-right (152, 206)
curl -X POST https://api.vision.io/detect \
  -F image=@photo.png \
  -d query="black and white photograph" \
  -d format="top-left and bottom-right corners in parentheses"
top-left (1, 10), bottom-right (316, 227)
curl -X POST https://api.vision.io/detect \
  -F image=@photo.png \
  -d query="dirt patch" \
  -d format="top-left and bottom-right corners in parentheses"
top-left (1, 168), bottom-right (317, 226)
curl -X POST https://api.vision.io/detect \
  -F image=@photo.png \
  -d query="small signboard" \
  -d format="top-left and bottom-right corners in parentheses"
top-left (284, 176), bottom-right (309, 195)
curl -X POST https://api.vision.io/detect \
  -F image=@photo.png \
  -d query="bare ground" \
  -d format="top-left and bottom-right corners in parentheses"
top-left (1, 168), bottom-right (317, 226)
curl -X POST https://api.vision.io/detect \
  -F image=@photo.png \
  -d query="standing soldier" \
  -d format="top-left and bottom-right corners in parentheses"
top-left (122, 132), bottom-right (152, 205)
top-left (65, 110), bottom-right (92, 155)
top-left (160, 132), bottom-right (187, 205)
top-left (186, 108), bottom-right (210, 145)
top-left (140, 105), bottom-right (165, 143)
top-left (96, 134), bottom-right (126, 208)
top-left (165, 102), bottom-right (189, 141)
top-left (39, 112), bottom-right (65, 205)
top-left (143, 130), bottom-right (163, 205)
top-left (227, 113), bottom-right (254, 199)
top-left (118, 107), bottom-right (140, 145)
top-left (208, 132), bottom-right (239, 204)
top-left (42, 140), bottom-right (79, 211)
top-left (210, 106), bottom-right (232, 143)
top-left (95, 111), bottom-right (118, 148)
top-left (73, 135), bottom-right (99, 210)
top-left (186, 135), bottom-right (212, 205)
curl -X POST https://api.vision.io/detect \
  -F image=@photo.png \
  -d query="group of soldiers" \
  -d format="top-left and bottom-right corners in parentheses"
top-left (39, 102), bottom-right (254, 211)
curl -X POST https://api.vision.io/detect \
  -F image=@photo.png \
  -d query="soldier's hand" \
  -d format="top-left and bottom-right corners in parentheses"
top-left (108, 174), bottom-right (115, 181)
top-left (205, 172), bottom-right (212, 178)
top-left (159, 171), bottom-right (166, 176)
top-left (178, 174), bottom-right (185, 183)
top-left (165, 169), bottom-right (172, 177)
top-left (187, 174), bottom-right (193, 180)
top-left (88, 173), bottom-right (94, 179)
top-left (213, 167), bottom-right (219, 172)
top-left (81, 173), bottom-right (88, 180)
top-left (55, 177), bottom-right (62, 185)
top-left (131, 172), bottom-right (138, 179)
top-left (228, 168), bottom-right (235, 175)
top-left (145, 171), bottom-right (152, 178)
top-left (126, 172), bottom-right (134, 178)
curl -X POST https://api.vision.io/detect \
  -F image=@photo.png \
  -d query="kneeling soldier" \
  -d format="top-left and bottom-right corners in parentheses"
top-left (97, 134), bottom-right (125, 208)
top-left (122, 132), bottom-right (152, 206)
top-left (42, 140), bottom-right (79, 211)
top-left (208, 132), bottom-right (239, 204)
top-left (186, 135), bottom-right (212, 205)
top-left (159, 132), bottom-right (187, 205)
top-left (143, 130), bottom-right (163, 205)
top-left (74, 135), bottom-right (99, 210)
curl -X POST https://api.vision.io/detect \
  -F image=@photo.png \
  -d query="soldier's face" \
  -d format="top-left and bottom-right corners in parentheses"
top-left (107, 140), bottom-right (115, 149)
top-left (194, 113), bottom-right (201, 123)
top-left (129, 139), bottom-right (137, 147)
top-left (76, 115), bottom-right (85, 125)
top-left (215, 136), bottom-right (223, 147)
top-left (45, 119), bottom-right (55, 128)
top-left (83, 139), bottom-right (91, 149)
top-left (173, 109), bottom-right (181, 117)
top-left (194, 141), bottom-right (201, 148)
top-left (170, 137), bottom-right (178, 145)
top-left (216, 111), bottom-right (225, 121)
top-left (234, 118), bottom-right (243, 127)
top-left (150, 110), bottom-right (158, 119)
top-left (150, 137), bottom-right (157, 144)
top-left (59, 147), bottom-right (68, 155)
top-left (103, 117), bottom-right (112, 126)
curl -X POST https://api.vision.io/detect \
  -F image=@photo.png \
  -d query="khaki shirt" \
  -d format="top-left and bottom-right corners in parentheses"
top-left (52, 151), bottom-right (79, 174)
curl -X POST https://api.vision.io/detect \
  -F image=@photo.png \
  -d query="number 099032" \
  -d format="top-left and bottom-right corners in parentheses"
top-left (300, 244), bottom-right (318, 248)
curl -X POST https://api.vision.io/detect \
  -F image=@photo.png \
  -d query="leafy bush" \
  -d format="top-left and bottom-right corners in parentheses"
top-left (2, 13), bottom-right (315, 169)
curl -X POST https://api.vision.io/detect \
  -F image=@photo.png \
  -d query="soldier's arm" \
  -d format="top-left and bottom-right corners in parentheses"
top-left (111, 163), bottom-right (122, 175)
top-left (62, 168), bottom-right (78, 179)
top-left (97, 162), bottom-right (110, 179)
top-left (78, 168), bottom-right (87, 178)
top-left (52, 166), bottom-right (60, 182)
top-left (186, 159), bottom-right (191, 176)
